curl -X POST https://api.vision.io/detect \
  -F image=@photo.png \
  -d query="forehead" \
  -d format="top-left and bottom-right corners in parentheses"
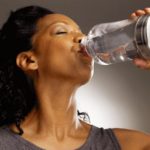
top-left (36, 13), bottom-right (80, 30)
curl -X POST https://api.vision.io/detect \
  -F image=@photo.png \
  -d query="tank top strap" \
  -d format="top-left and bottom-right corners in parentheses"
top-left (78, 125), bottom-right (121, 150)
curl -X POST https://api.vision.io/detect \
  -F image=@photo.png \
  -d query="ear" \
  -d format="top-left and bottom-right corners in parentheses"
top-left (16, 51), bottom-right (38, 71)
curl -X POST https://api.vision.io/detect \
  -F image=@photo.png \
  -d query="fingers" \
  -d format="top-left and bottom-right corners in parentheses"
top-left (133, 58), bottom-right (150, 70)
top-left (135, 9), bottom-right (146, 15)
top-left (129, 10), bottom-right (145, 19)
top-left (129, 7), bottom-right (150, 19)
top-left (144, 7), bottom-right (150, 13)
top-left (130, 13), bottom-right (137, 19)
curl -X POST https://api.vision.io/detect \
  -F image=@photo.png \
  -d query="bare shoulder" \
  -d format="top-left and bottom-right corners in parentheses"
top-left (112, 128), bottom-right (150, 150)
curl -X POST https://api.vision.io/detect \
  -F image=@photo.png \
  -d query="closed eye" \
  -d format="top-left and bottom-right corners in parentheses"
top-left (56, 31), bottom-right (67, 35)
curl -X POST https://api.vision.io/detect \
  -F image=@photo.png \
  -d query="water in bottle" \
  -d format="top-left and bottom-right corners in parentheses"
top-left (81, 15), bottom-right (150, 65)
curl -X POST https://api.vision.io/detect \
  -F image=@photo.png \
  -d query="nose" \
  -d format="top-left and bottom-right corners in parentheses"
top-left (74, 33), bottom-right (85, 43)
top-left (77, 38), bottom-right (82, 43)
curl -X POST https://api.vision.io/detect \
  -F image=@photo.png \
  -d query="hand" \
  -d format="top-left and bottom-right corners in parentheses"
top-left (130, 7), bottom-right (150, 19)
top-left (130, 8), bottom-right (150, 70)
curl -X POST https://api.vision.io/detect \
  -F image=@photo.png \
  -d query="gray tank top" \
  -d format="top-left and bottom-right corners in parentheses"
top-left (0, 126), bottom-right (121, 150)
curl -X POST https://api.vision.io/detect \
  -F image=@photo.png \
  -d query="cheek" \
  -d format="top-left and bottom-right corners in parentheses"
top-left (47, 39), bottom-right (74, 65)
top-left (37, 38), bottom-right (77, 75)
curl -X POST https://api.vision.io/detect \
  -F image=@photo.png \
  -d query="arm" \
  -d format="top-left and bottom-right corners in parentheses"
top-left (113, 9), bottom-right (150, 150)
top-left (113, 128), bottom-right (150, 150)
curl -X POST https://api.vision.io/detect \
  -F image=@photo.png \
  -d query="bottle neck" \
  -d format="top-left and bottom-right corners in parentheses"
top-left (80, 36), bottom-right (91, 56)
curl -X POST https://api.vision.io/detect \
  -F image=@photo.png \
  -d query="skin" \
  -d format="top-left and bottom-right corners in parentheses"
top-left (11, 8), bottom-right (150, 150)
top-left (15, 13), bottom-right (94, 150)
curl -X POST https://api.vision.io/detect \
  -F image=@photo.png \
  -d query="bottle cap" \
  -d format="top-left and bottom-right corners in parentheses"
top-left (135, 15), bottom-right (150, 59)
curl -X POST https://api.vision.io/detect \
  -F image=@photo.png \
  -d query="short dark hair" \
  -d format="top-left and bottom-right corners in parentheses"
top-left (0, 6), bottom-right (54, 134)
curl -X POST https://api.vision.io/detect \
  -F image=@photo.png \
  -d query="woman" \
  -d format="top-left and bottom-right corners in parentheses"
top-left (0, 5), bottom-right (149, 150)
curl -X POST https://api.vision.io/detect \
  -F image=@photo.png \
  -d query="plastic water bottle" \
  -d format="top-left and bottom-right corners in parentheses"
top-left (81, 15), bottom-right (150, 65)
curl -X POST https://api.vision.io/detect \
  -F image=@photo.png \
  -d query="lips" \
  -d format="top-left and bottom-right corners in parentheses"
top-left (78, 47), bottom-right (90, 57)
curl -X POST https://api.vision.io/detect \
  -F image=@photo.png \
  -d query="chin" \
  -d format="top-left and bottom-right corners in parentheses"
top-left (78, 68), bottom-right (94, 86)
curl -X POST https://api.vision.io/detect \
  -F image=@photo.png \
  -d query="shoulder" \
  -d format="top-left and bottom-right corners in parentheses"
top-left (0, 127), bottom-right (12, 149)
top-left (86, 125), bottom-right (121, 150)
top-left (0, 126), bottom-right (21, 149)
top-left (112, 128), bottom-right (150, 150)
top-left (0, 126), bottom-right (10, 139)
top-left (0, 126), bottom-right (15, 142)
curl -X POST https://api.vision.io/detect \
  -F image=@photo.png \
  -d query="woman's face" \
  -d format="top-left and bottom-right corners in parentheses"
top-left (32, 13), bottom-right (94, 85)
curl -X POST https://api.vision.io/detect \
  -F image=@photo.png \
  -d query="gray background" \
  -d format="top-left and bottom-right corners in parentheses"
top-left (0, 0), bottom-right (150, 132)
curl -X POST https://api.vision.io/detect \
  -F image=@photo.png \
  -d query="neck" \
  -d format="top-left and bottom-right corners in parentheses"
top-left (21, 77), bottom-right (81, 136)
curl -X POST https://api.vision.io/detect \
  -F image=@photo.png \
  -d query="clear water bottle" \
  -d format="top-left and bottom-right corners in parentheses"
top-left (81, 15), bottom-right (150, 65)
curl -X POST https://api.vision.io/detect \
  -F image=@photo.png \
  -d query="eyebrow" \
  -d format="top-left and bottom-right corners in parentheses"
top-left (47, 21), bottom-right (81, 31)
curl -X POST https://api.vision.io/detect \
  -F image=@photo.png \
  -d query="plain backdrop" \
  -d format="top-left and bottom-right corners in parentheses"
top-left (0, 0), bottom-right (150, 133)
